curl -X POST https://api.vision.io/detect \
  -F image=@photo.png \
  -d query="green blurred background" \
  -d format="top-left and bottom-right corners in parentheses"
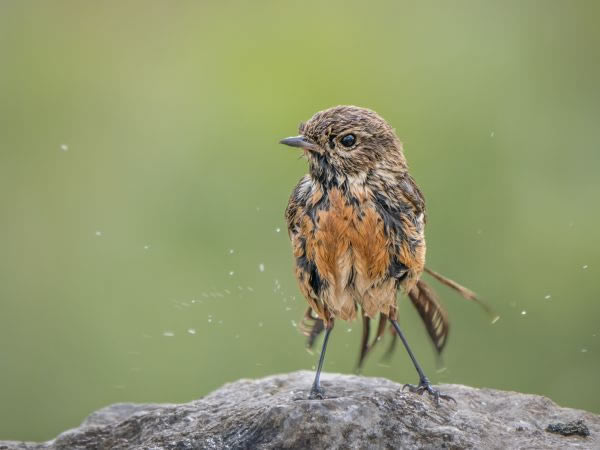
top-left (1, 0), bottom-right (599, 442)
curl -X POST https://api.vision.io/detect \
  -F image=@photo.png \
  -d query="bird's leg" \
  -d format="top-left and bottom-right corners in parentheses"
top-left (389, 319), bottom-right (455, 406)
top-left (309, 321), bottom-right (334, 399)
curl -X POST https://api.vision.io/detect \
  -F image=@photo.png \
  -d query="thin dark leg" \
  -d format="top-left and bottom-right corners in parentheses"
top-left (390, 319), bottom-right (455, 406)
top-left (309, 323), bottom-right (334, 399)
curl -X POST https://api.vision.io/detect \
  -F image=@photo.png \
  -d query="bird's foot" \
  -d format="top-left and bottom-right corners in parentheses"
top-left (403, 376), bottom-right (456, 407)
top-left (308, 384), bottom-right (325, 400)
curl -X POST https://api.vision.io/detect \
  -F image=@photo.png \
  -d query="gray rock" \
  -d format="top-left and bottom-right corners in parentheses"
top-left (1, 371), bottom-right (598, 449)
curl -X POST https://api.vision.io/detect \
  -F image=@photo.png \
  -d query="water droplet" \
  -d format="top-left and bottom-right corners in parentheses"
top-left (276, 228), bottom-right (281, 233)
top-left (582, 265), bottom-right (589, 269)
top-left (143, 245), bottom-right (150, 250)
top-left (491, 316), bottom-right (500, 324)
top-left (187, 328), bottom-right (196, 335)
top-left (60, 144), bottom-right (69, 151)
top-left (95, 231), bottom-right (102, 236)
top-left (544, 294), bottom-right (551, 300)
top-left (347, 328), bottom-right (352, 333)
top-left (258, 322), bottom-right (263, 327)
top-left (162, 331), bottom-right (174, 337)
top-left (581, 348), bottom-right (588, 353)
top-left (521, 310), bottom-right (527, 316)
top-left (229, 271), bottom-right (234, 276)
top-left (291, 320), bottom-right (297, 328)
top-left (229, 249), bottom-right (234, 254)
top-left (259, 263), bottom-right (265, 272)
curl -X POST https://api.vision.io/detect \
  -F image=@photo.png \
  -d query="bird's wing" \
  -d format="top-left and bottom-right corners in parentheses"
top-left (397, 173), bottom-right (427, 221)
top-left (286, 176), bottom-right (330, 323)
top-left (285, 175), bottom-right (311, 236)
top-left (357, 173), bottom-right (449, 362)
top-left (370, 173), bottom-right (426, 287)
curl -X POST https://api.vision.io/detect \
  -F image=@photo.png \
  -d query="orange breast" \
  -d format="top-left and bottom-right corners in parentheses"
top-left (295, 184), bottom-right (424, 321)
top-left (311, 188), bottom-right (355, 319)
top-left (309, 188), bottom-right (397, 319)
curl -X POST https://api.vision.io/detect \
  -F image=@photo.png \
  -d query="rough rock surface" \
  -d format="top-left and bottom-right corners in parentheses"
top-left (1, 371), bottom-right (598, 449)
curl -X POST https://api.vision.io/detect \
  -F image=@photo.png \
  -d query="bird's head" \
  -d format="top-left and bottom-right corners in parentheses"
top-left (280, 105), bottom-right (407, 182)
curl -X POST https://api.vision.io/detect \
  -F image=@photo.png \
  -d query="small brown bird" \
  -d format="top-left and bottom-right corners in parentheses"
top-left (281, 105), bottom-right (489, 404)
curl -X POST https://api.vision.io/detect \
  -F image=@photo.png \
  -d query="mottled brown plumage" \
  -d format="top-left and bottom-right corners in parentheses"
top-left (281, 105), bottom-right (484, 404)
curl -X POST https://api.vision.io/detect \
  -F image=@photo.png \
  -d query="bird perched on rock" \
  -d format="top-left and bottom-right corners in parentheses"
top-left (281, 105), bottom-right (490, 405)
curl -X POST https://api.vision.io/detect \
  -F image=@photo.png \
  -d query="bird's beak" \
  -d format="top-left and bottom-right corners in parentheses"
top-left (279, 135), bottom-right (323, 154)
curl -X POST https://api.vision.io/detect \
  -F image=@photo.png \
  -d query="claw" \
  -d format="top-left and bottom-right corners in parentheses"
top-left (402, 377), bottom-right (456, 406)
top-left (308, 385), bottom-right (326, 400)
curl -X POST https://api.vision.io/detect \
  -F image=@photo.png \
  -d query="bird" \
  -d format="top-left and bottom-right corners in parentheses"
top-left (281, 105), bottom-right (491, 405)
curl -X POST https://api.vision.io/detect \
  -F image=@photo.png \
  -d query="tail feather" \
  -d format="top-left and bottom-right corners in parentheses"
top-left (383, 325), bottom-right (398, 361)
top-left (356, 312), bottom-right (388, 370)
top-left (408, 279), bottom-right (450, 353)
top-left (357, 315), bottom-right (371, 370)
top-left (300, 307), bottom-right (325, 349)
top-left (424, 267), bottom-right (498, 321)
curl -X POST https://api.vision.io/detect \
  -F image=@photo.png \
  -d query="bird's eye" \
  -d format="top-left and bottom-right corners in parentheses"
top-left (340, 134), bottom-right (356, 148)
